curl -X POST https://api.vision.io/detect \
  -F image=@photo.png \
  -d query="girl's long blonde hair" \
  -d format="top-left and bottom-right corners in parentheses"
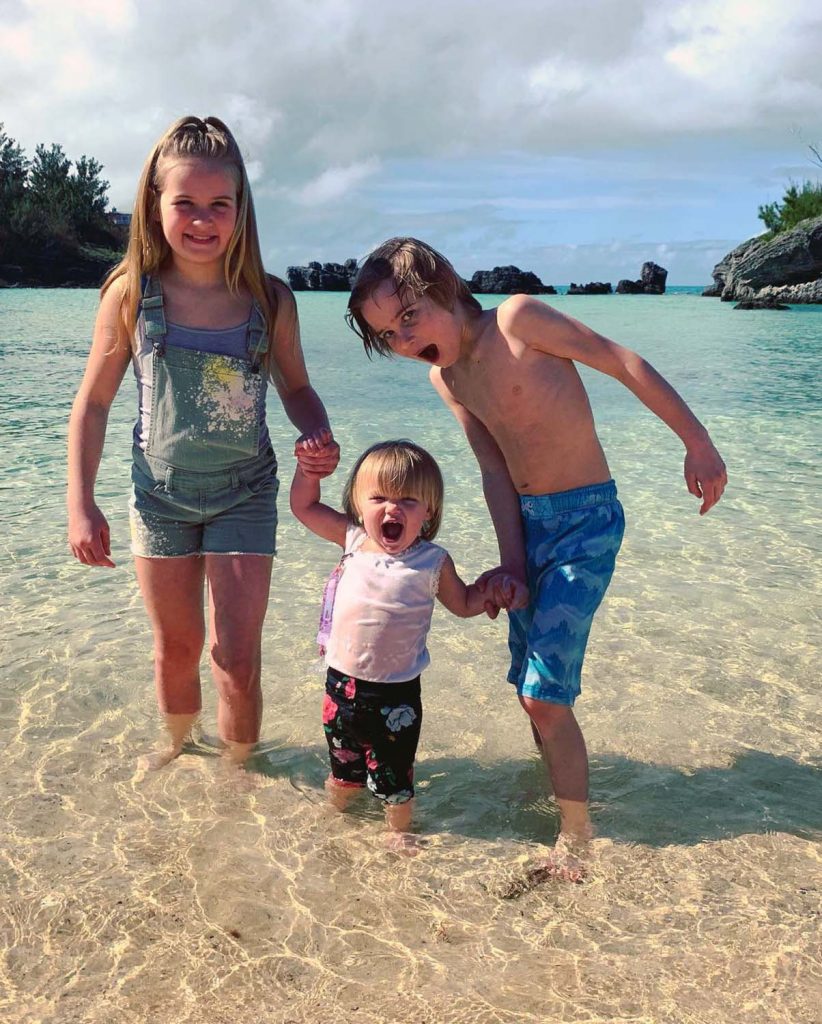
top-left (102, 115), bottom-right (290, 381)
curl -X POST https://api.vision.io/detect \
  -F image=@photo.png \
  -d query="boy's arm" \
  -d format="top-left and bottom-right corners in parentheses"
top-left (430, 367), bottom-right (526, 578)
top-left (435, 555), bottom-right (488, 618)
top-left (499, 296), bottom-right (727, 514)
top-left (289, 465), bottom-right (348, 546)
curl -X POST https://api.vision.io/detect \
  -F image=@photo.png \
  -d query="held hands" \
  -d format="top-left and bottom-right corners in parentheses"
top-left (475, 568), bottom-right (529, 620)
top-left (294, 427), bottom-right (340, 479)
top-left (684, 439), bottom-right (727, 515)
top-left (68, 503), bottom-right (115, 568)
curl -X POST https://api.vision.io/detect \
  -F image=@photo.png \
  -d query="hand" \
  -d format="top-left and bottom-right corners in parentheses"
top-left (475, 567), bottom-right (529, 619)
top-left (68, 503), bottom-right (115, 567)
top-left (684, 440), bottom-right (727, 515)
top-left (294, 427), bottom-right (340, 479)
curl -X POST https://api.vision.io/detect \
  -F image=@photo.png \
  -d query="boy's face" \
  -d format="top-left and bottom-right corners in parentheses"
top-left (359, 279), bottom-right (464, 368)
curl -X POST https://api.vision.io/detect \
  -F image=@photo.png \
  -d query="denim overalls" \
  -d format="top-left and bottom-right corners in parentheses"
top-left (129, 276), bottom-right (280, 557)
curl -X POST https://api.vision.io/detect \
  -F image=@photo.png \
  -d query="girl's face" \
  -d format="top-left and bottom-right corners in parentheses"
top-left (353, 467), bottom-right (431, 555)
top-left (155, 157), bottom-right (239, 267)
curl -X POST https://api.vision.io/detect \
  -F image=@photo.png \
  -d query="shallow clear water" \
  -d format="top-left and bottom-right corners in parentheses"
top-left (0, 289), bottom-right (820, 1023)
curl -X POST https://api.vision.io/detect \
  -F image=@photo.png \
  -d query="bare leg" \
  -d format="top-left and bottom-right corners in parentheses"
top-left (206, 554), bottom-right (273, 765)
top-left (519, 696), bottom-right (593, 882)
top-left (384, 799), bottom-right (421, 854)
top-left (134, 555), bottom-right (206, 768)
top-left (324, 777), bottom-right (362, 812)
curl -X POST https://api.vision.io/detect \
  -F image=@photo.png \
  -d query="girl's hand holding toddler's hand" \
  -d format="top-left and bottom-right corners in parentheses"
top-left (294, 428), bottom-right (340, 479)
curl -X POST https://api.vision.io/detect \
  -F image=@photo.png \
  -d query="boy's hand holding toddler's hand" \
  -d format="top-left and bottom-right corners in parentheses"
top-left (475, 568), bottom-right (529, 619)
top-left (295, 428), bottom-right (340, 479)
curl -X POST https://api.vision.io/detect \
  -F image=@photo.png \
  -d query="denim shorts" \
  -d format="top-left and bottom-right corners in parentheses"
top-left (507, 481), bottom-right (624, 706)
top-left (129, 445), bottom-right (279, 558)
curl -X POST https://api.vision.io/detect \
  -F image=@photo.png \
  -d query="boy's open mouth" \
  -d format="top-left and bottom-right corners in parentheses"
top-left (381, 521), bottom-right (404, 542)
top-left (418, 344), bottom-right (439, 362)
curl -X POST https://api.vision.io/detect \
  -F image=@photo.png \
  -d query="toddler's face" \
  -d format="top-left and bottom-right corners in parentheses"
top-left (359, 280), bottom-right (463, 368)
top-left (353, 469), bottom-right (430, 555)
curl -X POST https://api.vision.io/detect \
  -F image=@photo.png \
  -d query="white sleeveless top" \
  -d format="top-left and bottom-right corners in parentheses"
top-left (325, 526), bottom-right (448, 683)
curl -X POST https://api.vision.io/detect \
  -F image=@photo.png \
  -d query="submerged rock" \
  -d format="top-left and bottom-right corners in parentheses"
top-left (734, 297), bottom-right (790, 310)
top-left (469, 266), bottom-right (556, 294)
top-left (705, 215), bottom-right (822, 303)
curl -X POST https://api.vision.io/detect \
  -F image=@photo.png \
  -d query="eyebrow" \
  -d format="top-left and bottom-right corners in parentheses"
top-left (171, 192), bottom-right (235, 200)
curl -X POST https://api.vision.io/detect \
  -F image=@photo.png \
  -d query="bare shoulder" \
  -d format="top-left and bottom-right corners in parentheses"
top-left (497, 293), bottom-right (564, 336)
top-left (96, 275), bottom-right (131, 351)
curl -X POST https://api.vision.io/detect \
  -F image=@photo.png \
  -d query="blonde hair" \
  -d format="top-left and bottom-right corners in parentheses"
top-left (102, 115), bottom-right (291, 381)
top-left (342, 440), bottom-right (444, 541)
top-left (346, 237), bottom-right (481, 357)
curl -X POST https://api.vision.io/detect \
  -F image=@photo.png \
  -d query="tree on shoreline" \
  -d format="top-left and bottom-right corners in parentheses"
top-left (0, 124), bottom-right (123, 265)
top-left (758, 144), bottom-right (822, 236)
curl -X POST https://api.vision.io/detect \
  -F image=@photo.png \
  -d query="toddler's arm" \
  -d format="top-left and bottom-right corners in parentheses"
top-left (436, 557), bottom-right (528, 618)
top-left (290, 464), bottom-right (347, 546)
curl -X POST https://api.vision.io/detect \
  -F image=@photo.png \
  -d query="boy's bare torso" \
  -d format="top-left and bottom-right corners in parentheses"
top-left (439, 305), bottom-right (611, 495)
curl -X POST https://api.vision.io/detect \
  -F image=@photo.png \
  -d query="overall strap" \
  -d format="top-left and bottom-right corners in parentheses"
top-left (246, 301), bottom-right (269, 373)
top-left (141, 275), bottom-right (167, 355)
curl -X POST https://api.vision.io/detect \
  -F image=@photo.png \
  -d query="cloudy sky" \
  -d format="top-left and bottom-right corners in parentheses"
top-left (2, 0), bottom-right (821, 283)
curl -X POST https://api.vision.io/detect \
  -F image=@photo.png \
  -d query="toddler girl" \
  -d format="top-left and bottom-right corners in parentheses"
top-left (290, 439), bottom-right (525, 838)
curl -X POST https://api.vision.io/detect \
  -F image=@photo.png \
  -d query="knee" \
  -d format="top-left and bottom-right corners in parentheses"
top-left (519, 696), bottom-right (574, 738)
top-left (154, 633), bottom-right (204, 672)
top-left (210, 640), bottom-right (259, 693)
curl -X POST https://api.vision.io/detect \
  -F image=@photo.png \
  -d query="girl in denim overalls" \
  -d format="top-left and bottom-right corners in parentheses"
top-left (68, 116), bottom-right (339, 768)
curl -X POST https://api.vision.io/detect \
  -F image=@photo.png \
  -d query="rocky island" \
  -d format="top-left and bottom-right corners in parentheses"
top-left (704, 214), bottom-right (822, 304)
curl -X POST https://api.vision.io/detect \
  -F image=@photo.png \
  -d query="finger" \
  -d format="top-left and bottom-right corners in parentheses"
top-left (484, 600), bottom-right (500, 620)
top-left (102, 525), bottom-right (111, 557)
top-left (685, 472), bottom-right (702, 499)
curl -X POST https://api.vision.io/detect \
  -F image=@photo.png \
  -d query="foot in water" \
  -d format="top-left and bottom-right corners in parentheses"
top-left (499, 833), bottom-right (590, 897)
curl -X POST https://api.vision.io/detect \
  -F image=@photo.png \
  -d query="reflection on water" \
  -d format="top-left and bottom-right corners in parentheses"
top-left (0, 290), bottom-right (819, 1023)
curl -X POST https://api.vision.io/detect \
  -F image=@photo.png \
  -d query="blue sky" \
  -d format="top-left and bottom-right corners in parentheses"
top-left (2, 0), bottom-right (821, 283)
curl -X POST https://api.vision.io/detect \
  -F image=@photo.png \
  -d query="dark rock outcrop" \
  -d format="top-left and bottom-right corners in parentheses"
top-left (469, 266), bottom-right (555, 294)
top-left (704, 215), bottom-right (822, 303)
top-left (734, 297), bottom-right (790, 310)
top-left (287, 259), bottom-right (358, 291)
top-left (616, 262), bottom-right (667, 294)
top-left (567, 281), bottom-right (612, 295)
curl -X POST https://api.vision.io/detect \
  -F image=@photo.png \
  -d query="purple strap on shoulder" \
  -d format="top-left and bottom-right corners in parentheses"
top-left (317, 556), bottom-right (348, 655)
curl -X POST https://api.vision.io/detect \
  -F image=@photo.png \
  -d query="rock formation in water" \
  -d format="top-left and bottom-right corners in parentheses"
top-left (287, 260), bottom-right (358, 291)
top-left (615, 262), bottom-right (668, 294)
top-left (567, 281), bottom-right (612, 295)
top-left (468, 266), bottom-right (556, 294)
top-left (703, 215), bottom-right (822, 303)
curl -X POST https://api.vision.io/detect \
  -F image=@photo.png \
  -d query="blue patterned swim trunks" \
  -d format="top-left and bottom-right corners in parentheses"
top-left (507, 480), bottom-right (625, 706)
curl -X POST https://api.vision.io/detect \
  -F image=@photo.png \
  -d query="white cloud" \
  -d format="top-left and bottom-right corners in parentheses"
top-left (290, 159), bottom-right (381, 205)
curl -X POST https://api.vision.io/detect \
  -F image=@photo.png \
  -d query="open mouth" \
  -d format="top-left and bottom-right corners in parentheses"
top-left (381, 520), bottom-right (404, 542)
top-left (185, 234), bottom-right (217, 245)
top-left (418, 344), bottom-right (439, 363)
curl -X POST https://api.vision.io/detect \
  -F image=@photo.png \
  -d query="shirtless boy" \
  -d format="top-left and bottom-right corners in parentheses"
top-left (344, 237), bottom-right (727, 876)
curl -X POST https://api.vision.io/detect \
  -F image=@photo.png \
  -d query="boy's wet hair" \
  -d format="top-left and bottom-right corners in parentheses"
top-left (342, 440), bottom-right (444, 540)
top-left (346, 237), bottom-right (481, 357)
top-left (102, 115), bottom-right (293, 383)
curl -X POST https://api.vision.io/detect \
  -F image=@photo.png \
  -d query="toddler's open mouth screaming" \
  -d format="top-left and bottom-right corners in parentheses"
top-left (381, 520), bottom-right (403, 542)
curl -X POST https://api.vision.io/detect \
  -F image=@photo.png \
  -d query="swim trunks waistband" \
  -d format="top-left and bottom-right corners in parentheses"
top-left (519, 480), bottom-right (617, 517)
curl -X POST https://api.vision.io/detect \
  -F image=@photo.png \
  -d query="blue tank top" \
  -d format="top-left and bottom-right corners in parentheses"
top-left (131, 318), bottom-right (271, 452)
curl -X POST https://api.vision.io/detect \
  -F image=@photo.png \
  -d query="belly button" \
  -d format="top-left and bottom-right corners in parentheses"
top-left (512, 385), bottom-right (522, 395)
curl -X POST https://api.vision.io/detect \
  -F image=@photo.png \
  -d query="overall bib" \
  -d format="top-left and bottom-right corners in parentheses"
top-left (129, 276), bottom-right (280, 557)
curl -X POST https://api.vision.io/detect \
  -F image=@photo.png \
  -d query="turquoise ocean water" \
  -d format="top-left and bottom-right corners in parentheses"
top-left (0, 288), bottom-right (819, 1023)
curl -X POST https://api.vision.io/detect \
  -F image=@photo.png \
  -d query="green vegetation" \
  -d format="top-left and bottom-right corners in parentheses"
top-left (757, 145), bottom-right (822, 236)
top-left (0, 123), bottom-right (125, 285)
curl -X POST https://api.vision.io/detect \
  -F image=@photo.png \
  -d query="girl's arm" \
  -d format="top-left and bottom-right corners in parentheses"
top-left (269, 280), bottom-right (339, 478)
top-left (436, 555), bottom-right (490, 618)
top-left (67, 281), bottom-right (132, 567)
top-left (289, 465), bottom-right (348, 546)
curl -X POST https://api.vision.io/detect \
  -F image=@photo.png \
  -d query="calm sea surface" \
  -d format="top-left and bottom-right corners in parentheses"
top-left (0, 288), bottom-right (819, 1023)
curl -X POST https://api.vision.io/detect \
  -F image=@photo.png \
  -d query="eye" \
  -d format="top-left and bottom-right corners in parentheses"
top-left (379, 330), bottom-right (394, 343)
top-left (400, 308), bottom-right (416, 324)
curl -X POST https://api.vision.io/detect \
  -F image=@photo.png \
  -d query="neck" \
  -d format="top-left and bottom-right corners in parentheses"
top-left (457, 307), bottom-right (488, 360)
top-left (165, 257), bottom-right (228, 290)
